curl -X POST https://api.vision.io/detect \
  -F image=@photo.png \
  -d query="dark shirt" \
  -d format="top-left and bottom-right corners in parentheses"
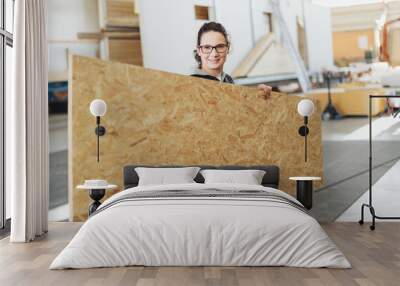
top-left (191, 72), bottom-right (235, 84)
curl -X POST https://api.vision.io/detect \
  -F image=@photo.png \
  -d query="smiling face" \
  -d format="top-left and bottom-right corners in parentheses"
top-left (197, 31), bottom-right (229, 75)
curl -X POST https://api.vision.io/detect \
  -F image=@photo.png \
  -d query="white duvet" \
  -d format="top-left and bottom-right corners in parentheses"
top-left (50, 183), bottom-right (350, 269)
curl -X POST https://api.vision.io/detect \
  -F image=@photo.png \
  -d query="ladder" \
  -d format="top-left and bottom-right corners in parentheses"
top-left (270, 0), bottom-right (311, 92)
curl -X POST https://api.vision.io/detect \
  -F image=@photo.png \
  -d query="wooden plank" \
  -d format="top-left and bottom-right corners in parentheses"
top-left (77, 32), bottom-right (104, 41)
top-left (232, 33), bottom-right (275, 78)
top-left (194, 5), bottom-right (209, 20)
top-left (108, 38), bottom-right (143, 66)
top-left (106, 0), bottom-right (139, 28)
top-left (297, 17), bottom-right (308, 68)
top-left (78, 30), bottom-right (140, 40)
top-left (388, 28), bottom-right (400, 66)
top-left (102, 31), bottom-right (141, 39)
top-left (246, 42), bottom-right (296, 77)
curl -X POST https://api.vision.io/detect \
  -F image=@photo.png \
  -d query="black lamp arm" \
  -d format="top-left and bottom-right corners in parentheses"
top-left (298, 116), bottom-right (309, 137)
top-left (94, 116), bottom-right (106, 162)
top-left (298, 116), bottom-right (309, 162)
top-left (95, 116), bottom-right (106, 137)
top-left (305, 127), bottom-right (307, 162)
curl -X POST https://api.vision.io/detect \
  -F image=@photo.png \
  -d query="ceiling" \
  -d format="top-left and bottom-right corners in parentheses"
top-left (312, 0), bottom-right (400, 8)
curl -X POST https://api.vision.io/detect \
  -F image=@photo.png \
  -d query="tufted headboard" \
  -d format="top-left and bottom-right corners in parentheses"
top-left (123, 165), bottom-right (280, 190)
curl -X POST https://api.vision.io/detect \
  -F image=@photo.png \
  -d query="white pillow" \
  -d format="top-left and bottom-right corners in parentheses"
top-left (135, 167), bottom-right (200, 186)
top-left (200, 169), bottom-right (266, 185)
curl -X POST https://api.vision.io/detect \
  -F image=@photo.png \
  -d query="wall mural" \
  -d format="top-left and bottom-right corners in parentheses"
top-left (69, 55), bottom-right (323, 221)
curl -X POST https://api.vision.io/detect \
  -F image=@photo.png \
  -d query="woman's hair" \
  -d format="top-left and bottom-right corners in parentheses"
top-left (194, 22), bottom-right (230, 69)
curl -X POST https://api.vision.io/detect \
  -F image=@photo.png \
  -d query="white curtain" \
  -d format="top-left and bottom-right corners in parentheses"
top-left (8, 0), bottom-right (49, 242)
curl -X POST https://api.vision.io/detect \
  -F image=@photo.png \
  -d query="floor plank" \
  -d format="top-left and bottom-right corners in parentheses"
top-left (0, 222), bottom-right (399, 286)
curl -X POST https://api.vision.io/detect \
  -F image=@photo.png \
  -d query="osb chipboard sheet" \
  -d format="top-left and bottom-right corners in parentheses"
top-left (69, 55), bottom-right (323, 221)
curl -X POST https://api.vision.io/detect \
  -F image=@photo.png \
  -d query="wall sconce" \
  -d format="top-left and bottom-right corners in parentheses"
top-left (90, 99), bottom-right (107, 162)
top-left (297, 99), bottom-right (315, 162)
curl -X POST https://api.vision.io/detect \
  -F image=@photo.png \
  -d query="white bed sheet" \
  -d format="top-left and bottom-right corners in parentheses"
top-left (50, 183), bottom-right (350, 269)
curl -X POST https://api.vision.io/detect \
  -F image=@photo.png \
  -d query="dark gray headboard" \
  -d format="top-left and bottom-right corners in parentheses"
top-left (123, 165), bottom-right (280, 189)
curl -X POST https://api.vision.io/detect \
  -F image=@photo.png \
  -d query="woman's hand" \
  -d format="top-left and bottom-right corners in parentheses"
top-left (257, 84), bottom-right (272, 99)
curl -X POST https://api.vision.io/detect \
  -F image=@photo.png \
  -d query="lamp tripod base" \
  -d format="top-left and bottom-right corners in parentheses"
top-left (359, 203), bottom-right (400, 231)
top-left (322, 103), bottom-right (340, 120)
top-left (359, 203), bottom-right (376, 231)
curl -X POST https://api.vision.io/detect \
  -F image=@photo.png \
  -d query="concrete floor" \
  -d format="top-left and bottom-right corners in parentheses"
top-left (49, 114), bottom-right (68, 221)
top-left (49, 151), bottom-right (68, 209)
top-left (311, 140), bottom-right (399, 221)
top-left (338, 159), bottom-right (400, 222)
top-left (311, 116), bottom-right (400, 222)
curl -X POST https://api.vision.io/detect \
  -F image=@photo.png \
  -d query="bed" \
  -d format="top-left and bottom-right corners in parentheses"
top-left (50, 165), bottom-right (350, 269)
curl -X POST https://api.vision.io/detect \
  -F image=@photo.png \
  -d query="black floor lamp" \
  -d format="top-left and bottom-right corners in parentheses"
top-left (297, 99), bottom-right (315, 162)
top-left (322, 71), bottom-right (340, 120)
top-left (359, 94), bottom-right (400, 230)
top-left (89, 99), bottom-right (107, 162)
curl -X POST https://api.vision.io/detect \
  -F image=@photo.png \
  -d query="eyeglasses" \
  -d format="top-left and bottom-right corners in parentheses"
top-left (198, 44), bottom-right (229, 54)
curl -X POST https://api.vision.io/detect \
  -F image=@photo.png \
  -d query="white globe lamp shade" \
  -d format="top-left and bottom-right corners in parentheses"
top-left (297, 99), bottom-right (315, 117)
top-left (90, 99), bottom-right (107, 117)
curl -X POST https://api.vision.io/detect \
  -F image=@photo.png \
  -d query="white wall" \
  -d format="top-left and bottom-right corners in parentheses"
top-left (139, 0), bottom-right (213, 75)
top-left (213, 0), bottom-right (254, 74)
top-left (262, 0), bottom-right (334, 73)
top-left (304, 0), bottom-right (334, 71)
top-left (47, 0), bottom-right (100, 77)
top-left (47, 0), bottom-right (334, 78)
top-left (138, 0), bottom-right (333, 76)
top-left (251, 0), bottom-right (273, 43)
top-left (139, 0), bottom-right (259, 75)
top-left (217, 0), bottom-right (334, 74)
top-left (48, 0), bottom-right (99, 40)
top-left (278, 0), bottom-right (300, 47)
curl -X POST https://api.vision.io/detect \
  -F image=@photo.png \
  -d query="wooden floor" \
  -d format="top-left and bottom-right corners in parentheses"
top-left (1, 222), bottom-right (399, 286)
